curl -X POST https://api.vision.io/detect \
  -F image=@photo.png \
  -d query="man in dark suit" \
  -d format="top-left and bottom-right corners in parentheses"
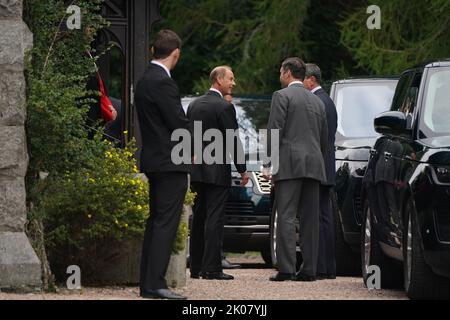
top-left (304, 64), bottom-right (338, 280)
top-left (263, 58), bottom-right (328, 282)
top-left (134, 30), bottom-right (190, 300)
top-left (187, 66), bottom-right (249, 280)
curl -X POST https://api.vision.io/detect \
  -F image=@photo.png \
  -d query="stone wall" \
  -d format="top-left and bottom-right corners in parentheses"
top-left (0, 0), bottom-right (42, 291)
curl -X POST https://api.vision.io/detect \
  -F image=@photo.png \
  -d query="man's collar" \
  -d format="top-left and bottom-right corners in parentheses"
top-left (311, 86), bottom-right (323, 94)
top-left (209, 88), bottom-right (223, 98)
top-left (288, 80), bottom-right (303, 87)
top-left (151, 60), bottom-right (171, 78)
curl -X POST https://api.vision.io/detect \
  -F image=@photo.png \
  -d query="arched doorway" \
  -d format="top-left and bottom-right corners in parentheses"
top-left (95, 0), bottom-right (161, 145)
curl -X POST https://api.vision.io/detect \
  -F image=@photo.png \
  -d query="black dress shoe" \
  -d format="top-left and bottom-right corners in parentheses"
top-left (201, 272), bottom-right (234, 280)
top-left (295, 272), bottom-right (316, 282)
top-left (269, 272), bottom-right (296, 282)
top-left (190, 271), bottom-right (202, 279)
top-left (317, 273), bottom-right (336, 280)
top-left (140, 289), bottom-right (187, 300)
top-left (222, 258), bottom-right (241, 269)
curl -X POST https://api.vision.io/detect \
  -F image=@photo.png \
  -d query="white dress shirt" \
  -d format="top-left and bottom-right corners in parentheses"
top-left (151, 60), bottom-right (171, 78)
top-left (209, 88), bottom-right (223, 98)
top-left (288, 80), bottom-right (303, 87)
top-left (311, 86), bottom-right (322, 94)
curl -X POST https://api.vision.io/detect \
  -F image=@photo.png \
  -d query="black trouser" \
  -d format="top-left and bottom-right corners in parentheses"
top-left (140, 172), bottom-right (188, 291)
top-left (190, 183), bottom-right (230, 274)
top-left (317, 186), bottom-right (336, 275)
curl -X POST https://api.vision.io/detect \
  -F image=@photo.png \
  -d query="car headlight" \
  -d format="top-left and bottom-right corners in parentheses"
top-left (433, 166), bottom-right (450, 184)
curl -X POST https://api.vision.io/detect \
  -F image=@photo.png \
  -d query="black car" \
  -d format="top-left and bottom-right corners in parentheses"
top-left (362, 60), bottom-right (450, 299)
top-left (331, 78), bottom-right (398, 275)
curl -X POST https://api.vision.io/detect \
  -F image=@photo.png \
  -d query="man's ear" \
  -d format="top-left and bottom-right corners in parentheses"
top-left (172, 48), bottom-right (180, 59)
top-left (216, 76), bottom-right (224, 86)
top-left (285, 69), bottom-right (292, 79)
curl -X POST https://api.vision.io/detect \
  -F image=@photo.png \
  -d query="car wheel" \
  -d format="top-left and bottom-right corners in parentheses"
top-left (260, 249), bottom-right (272, 266)
top-left (403, 198), bottom-right (450, 299)
top-left (270, 206), bottom-right (278, 268)
top-left (361, 200), bottom-right (403, 289)
top-left (270, 204), bottom-right (302, 270)
top-left (332, 193), bottom-right (361, 276)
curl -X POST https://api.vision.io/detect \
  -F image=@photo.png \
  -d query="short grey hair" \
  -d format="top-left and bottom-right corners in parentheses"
top-left (305, 63), bottom-right (322, 85)
top-left (210, 66), bottom-right (232, 85)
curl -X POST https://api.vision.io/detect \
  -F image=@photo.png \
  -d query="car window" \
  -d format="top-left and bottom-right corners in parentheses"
top-left (335, 81), bottom-right (397, 138)
top-left (182, 96), bottom-right (271, 156)
top-left (391, 72), bottom-right (414, 112)
top-left (402, 72), bottom-right (422, 128)
top-left (420, 67), bottom-right (450, 138)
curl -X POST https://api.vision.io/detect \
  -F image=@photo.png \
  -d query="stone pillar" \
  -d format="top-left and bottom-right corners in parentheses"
top-left (0, 0), bottom-right (42, 292)
top-left (165, 205), bottom-right (190, 288)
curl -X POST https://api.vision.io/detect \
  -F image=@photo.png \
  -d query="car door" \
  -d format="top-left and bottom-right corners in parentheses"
top-left (366, 71), bottom-right (421, 255)
top-left (379, 70), bottom-right (423, 252)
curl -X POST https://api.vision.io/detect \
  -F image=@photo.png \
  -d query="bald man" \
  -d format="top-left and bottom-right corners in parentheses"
top-left (187, 66), bottom-right (249, 280)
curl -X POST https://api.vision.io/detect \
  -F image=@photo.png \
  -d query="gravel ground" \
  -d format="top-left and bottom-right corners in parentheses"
top-left (0, 255), bottom-right (407, 300)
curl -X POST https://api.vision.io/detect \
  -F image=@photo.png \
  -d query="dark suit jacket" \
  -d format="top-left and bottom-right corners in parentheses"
top-left (135, 63), bottom-right (191, 173)
top-left (314, 88), bottom-right (338, 186)
top-left (187, 91), bottom-right (247, 187)
top-left (267, 83), bottom-right (328, 183)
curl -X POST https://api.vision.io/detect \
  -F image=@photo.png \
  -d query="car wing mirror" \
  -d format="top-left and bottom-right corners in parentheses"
top-left (374, 111), bottom-right (408, 136)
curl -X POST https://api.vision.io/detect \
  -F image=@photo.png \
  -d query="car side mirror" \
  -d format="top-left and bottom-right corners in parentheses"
top-left (374, 111), bottom-right (408, 136)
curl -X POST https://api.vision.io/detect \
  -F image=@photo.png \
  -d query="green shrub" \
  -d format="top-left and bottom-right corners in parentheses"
top-left (34, 139), bottom-right (194, 281)
top-left (40, 141), bottom-right (149, 251)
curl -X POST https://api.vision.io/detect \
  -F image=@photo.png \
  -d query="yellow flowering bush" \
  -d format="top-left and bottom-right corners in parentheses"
top-left (42, 141), bottom-right (148, 247)
top-left (39, 140), bottom-right (194, 280)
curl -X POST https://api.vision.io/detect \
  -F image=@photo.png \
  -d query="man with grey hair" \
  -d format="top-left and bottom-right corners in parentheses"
top-left (187, 66), bottom-right (249, 280)
top-left (264, 57), bottom-right (328, 282)
top-left (304, 63), bottom-right (338, 280)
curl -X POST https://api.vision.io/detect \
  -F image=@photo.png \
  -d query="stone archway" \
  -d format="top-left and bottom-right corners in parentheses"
top-left (0, 0), bottom-right (41, 291)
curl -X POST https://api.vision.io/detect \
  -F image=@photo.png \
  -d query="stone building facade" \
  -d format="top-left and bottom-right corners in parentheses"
top-left (0, 0), bottom-right (42, 291)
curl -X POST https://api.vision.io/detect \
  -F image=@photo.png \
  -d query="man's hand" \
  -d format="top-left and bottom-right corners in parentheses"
top-left (109, 105), bottom-right (118, 122)
top-left (261, 167), bottom-right (272, 181)
top-left (240, 171), bottom-right (250, 187)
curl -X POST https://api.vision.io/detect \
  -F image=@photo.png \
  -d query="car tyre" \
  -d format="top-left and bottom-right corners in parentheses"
top-left (403, 198), bottom-right (450, 299)
top-left (270, 203), bottom-right (303, 270)
top-left (332, 193), bottom-right (361, 276)
top-left (270, 205), bottom-right (279, 268)
top-left (361, 200), bottom-right (403, 289)
top-left (260, 249), bottom-right (272, 266)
